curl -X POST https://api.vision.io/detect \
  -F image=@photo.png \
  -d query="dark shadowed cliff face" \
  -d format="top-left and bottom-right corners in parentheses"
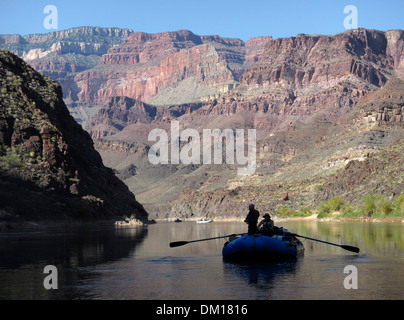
top-left (0, 50), bottom-right (148, 225)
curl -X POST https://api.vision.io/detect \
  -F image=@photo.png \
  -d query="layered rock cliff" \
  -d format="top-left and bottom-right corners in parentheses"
top-left (84, 29), bottom-right (404, 218)
top-left (0, 49), bottom-right (148, 226)
top-left (74, 30), bottom-right (251, 109)
top-left (241, 29), bottom-right (397, 87)
top-left (88, 96), bottom-right (204, 139)
top-left (1, 27), bottom-right (133, 73)
top-left (1, 28), bottom-right (274, 127)
top-left (2, 27), bottom-right (403, 219)
top-left (200, 29), bottom-right (403, 127)
top-left (170, 79), bottom-right (404, 219)
top-left (0, 27), bottom-right (135, 127)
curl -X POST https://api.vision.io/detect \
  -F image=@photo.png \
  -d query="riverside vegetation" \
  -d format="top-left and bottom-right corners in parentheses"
top-left (275, 192), bottom-right (404, 220)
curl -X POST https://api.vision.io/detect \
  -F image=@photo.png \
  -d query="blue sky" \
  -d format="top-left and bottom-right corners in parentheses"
top-left (0, 0), bottom-right (402, 41)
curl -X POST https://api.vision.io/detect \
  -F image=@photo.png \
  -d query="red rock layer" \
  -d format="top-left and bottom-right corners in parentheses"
top-left (73, 30), bottom-right (272, 106)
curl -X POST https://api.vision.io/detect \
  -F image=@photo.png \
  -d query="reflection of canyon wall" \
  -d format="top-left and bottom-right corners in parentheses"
top-left (0, 227), bottom-right (147, 299)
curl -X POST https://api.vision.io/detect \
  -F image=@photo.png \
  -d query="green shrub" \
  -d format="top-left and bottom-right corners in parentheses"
top-left (276, 207), bottom-right (297, 217)
top-left (0, 146), bottom-right (24, 168)
top-left (297, 206), bottom-right (312, 217)
top-left (316, 196), bottom-right (345, 218)
top-left (341, 202), bottom-right (362, 218)
top-left (391, 194), bottom-right (404, 217)
top-left (274, 206), bottom-right (312, 218)
top-left (316, 202), bottom-right (331, 218)
top-left (274, 192), bottom-right (404, 220)
top-left (361, 194), bottom-right (392, 218)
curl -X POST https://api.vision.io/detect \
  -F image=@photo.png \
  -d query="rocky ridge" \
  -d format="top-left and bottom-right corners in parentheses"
top-left (0, 27), bottom-right (134, 128)
top-left (1, 28), bottom-right (273, 127)
top-left (1, 27), bottom-right (133, 74)
top-left (74, 29), bottom-right (270, 111)
top-left (0, 49), bottom-right (148, 227)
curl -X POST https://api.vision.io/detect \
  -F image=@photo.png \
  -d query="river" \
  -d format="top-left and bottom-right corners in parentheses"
top-left (1, 220), bottom-right (404, 300)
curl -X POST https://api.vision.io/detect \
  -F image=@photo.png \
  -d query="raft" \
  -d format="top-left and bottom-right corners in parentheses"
top-left (222, 232), bottom-right (304, 261)
top-left (196, 219), bottom-right (212, 224)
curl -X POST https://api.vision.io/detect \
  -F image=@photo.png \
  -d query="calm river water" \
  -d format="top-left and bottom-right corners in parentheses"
top-left (1, 220), bottom-right (404, 300)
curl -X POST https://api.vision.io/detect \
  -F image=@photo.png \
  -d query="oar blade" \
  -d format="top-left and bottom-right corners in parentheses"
top-left (292, 233), bottom-right (360, 253)
top-left (341, 245), bottom-right (360, 253)
top-left (169, 241), bottom-right (189, 248)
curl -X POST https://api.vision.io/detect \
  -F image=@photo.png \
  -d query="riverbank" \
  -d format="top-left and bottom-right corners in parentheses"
top-left (0, 217), bottom-right (147, 232)
top-left (2, 213), bottom-right (403, 232)
top-left (155, 214), bottom-right (404, 223)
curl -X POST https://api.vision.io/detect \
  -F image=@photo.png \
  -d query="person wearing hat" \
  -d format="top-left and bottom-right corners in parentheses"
top-left (258, 213), bottom-right (275, 236)
top-left (244, 204), bottom-right (260, 235)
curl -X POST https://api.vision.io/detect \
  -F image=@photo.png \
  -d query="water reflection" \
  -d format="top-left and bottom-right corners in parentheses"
top-left (0, 226), bottom-right (147, 300)
top-left (277, 221), bottom-right (404, 256)
top-left (223, 259), bottom-right (301, 297)
top-left (1, 221), bottom-right (404, 299)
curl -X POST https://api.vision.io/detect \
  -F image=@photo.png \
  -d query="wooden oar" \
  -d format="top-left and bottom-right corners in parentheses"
top-left (169, 233), bottom-right (247, 248)
top-left (291, 233), bottom-right (360, 253)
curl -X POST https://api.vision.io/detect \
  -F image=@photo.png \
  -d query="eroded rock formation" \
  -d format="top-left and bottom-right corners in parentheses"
top-left (0, 49), bottom-right (148, 224)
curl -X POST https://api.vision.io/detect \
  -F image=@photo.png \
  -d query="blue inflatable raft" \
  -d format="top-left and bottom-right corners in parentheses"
top-left (222, 232), bottom-right (304, 260)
